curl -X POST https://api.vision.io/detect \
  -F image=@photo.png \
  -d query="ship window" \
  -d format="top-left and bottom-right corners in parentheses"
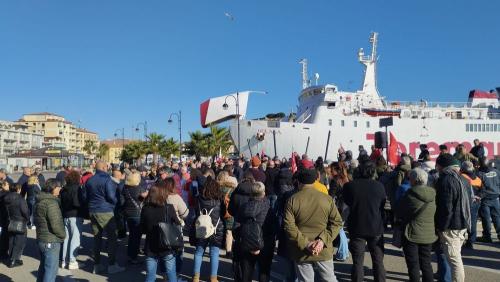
top-left (366, 121), bottom-right (370, 128)
top-left (328, 119), bottom-right (332, 126)
top-left (341, 120), bottom-right (345, 127)
top-left (354, 121), bottom-right (358, 127)
top-left (327, 102), bottom-right (336, 109)
top-left (247, 121), bottom-right (252, 126)
top-left (465, 124), bottom-right (469, 132)
top-left (495, 124), bottom-right (498, 131)
top-left (485, 124), bottom-right (489, 132)
top-left (482, 124), bottom-right (485, 132)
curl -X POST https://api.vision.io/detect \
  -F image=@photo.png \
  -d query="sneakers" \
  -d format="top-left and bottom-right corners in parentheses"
top-left (107, 264), bottom-right (125, 274)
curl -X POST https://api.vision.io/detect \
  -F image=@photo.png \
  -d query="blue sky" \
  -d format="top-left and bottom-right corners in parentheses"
top-left (1, 0), bottom-right (498, 140)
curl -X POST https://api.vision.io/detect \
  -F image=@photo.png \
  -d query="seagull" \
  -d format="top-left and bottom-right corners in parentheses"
top-left (224, 12), bottom-right (234, 21)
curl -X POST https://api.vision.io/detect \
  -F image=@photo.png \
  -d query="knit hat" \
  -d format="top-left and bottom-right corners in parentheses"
top-left (297, 168), bottom-right (317, 184)
top-left (252, 181), bottom-right (266, 198)
top-left (461, 161), bottom-right (474, 173)
top-left (251, 156), bottom-right (261, 167)
top-left (436, 153), bottom-right (459, 168)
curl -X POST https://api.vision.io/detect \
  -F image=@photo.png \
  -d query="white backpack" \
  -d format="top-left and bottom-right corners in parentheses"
top-left (195, 207), bottom-right (220, 239)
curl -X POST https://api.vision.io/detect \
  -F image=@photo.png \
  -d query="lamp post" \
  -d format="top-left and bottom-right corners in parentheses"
top-left (114, 128), bottom-right (125, 150)
top-left (135, 121), bottom-right (148, 141)
top-left (168, 111), bottom-right (182, 158)
top-left (222, 93), bottom-right (240, 155)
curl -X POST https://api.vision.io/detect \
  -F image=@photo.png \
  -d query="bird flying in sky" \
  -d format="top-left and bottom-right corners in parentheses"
top-left (224, 12), bottom-right (234, 21)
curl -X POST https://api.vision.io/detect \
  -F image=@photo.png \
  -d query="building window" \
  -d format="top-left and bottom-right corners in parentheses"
top-left (354, 121), bottom-right (358, 127)
top-left (366, 121), bottom-right (370, 128)
top-left (328, 119), bottom-right (332, 126)
top-left (341, 120), bottom-right (345, 127)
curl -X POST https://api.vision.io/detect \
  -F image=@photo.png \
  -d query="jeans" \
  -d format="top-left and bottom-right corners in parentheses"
top-left (62, 217), bottom-right (81, 264)
top-left (37, 242), bottom-right (60, 282)
top-left (349, 235), bottom-right (386, 282)
top-left (439, 230), bottom-right (466, 282)
top-left (8, 232), bottom-right (27, 261)
top-left (468, 201), bottom-right (481, 244)
top-left (402, 238), bottom-right (433, 282)
top-left (193, 243), bottom-right (220, 277)
top-left (480, 197), bottom-right (500, 239)
top-left (295, 260), bottom-right (337, 282)
top-left (268, 195), bottom-right (278, 212)
top-left (90, 212), bottom-right (117, 265)
top-left (281, 256), bottom-right (298, 282)
top-left (27, 198), bottom-right (36, 226)
top-left (145, 254), bottom-right (176, 282)
top-left (434, 241), bottom-right (451, 282)
top-left (126, 216), bottom-right (141, 259)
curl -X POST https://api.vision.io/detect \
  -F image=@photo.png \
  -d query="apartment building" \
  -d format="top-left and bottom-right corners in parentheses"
top-left (0, 120), bottom-right (44, 159)
top-left (101, 139), bottom-right (134, 164)
top-left (76, 128), bottom-right (100, 157)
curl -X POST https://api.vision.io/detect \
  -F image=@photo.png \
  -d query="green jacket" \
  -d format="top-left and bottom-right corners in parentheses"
top-left (396, 185), bottom-right (437, 244)
top-left (284, 184), bottom-right (342, 262)
top-left (34, 192), bottom-right (65, 243)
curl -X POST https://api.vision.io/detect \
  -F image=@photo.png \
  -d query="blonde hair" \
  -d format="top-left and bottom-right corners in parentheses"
top-left (125, 171), bottom-right (141, 186)
top-left (216, 171), bottom-right (237, 189)
top-left (28, 175), bottom-right (39, 185)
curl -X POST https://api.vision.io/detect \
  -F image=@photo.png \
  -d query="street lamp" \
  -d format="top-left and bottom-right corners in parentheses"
top-left (135, 121), bottom-right (148, 141)
top-left (114, 128), bottom-right (125, 150)
top-left (168, 111), bottom-right (182, 158)
top-left (223, 93), bottom-right (240, 155)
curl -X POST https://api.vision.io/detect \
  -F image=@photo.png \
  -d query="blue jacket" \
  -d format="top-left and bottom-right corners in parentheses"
top-left (83, 170), bottom-right (118, 213)
top-left (479, 168), bottom-right (500, 200)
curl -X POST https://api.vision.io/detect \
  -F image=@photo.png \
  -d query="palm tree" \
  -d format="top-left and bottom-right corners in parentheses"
top-left (146, 133), bottom-right (165, 164)
top-left (206, 126), bottom-right (232, 157)
top-left (97, 143), bottom-right (109, 160)
top-left (159, 138), bottom-right (179, 160)
top-left (185, 130), bottom-right (209, 159)
top-left (83, 140), bottom-right (97, 158)
top-left (120, 141), bottom-right (147, 164)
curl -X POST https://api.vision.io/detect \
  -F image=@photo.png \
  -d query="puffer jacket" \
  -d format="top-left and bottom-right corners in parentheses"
top-left (240, 197), bottom-right (276, 256)
top-left (228, 179), bottom-right (254, 231)
top-left (34, 192), bottom-right (65, 243)
top-left (194, 196), bottom-right (225, 247)
top-left (435, 167), bottom-right (471, 232)
top-left (396, 185), bottom-right (437, 244)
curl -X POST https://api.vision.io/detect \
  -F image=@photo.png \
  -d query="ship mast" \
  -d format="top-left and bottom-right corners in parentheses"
top-left (299, 59), bottom-right (310, 89)
top-left (358, 32), bottom-right (380, 98)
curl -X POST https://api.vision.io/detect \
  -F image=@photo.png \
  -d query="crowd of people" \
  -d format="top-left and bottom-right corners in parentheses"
top-left (0, 138), bottom-right (498, 282)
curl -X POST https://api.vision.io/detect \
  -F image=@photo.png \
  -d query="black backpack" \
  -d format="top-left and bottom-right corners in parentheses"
top-left (240, 217), bottom-right (264, 252)
top-left (150, 206), bottom-right (183, 252)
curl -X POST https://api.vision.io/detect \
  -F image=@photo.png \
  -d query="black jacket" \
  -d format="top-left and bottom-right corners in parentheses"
top-left (194, 196), bottom-right (225, 247)
top-left (21, 184), bottom-right (40, 201)
top-left (140, 203), bottom-right (180, 257)
top-left (343, 179), bottom-right (386, 237)
top-left (228, 180), bottom-right (254, 231)
top-left (3, 192), bottom-right (29, 224)
top-left (60, 184), bottom-right (82, 218)
top-left (265, 167), bottom-right (279, 196)
top-left (435, 167), bottom-right (471, 231)
top-left (470, 144), bottom-right (485, 159)
top-left (122, 185), bottom-right (146, 218)
top-left (16, 174), bottom-right (30, 187)
top-left (240, 197), bottom-right (275, 240)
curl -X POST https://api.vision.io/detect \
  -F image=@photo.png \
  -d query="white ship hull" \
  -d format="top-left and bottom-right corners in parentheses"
top-left (230, 116), bottom-right (500, 161)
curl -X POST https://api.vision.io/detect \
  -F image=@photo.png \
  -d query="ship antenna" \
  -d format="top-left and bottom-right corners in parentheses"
top-left (358, 32), bottom-right (380, 98)
top-left (299, 59), bottom-right (310, 89)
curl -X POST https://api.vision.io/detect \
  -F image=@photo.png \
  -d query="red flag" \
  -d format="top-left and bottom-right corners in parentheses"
top-left (388, 132), bottom-right (400, 166)
top-left (291, 152), bottom-right (297, 174)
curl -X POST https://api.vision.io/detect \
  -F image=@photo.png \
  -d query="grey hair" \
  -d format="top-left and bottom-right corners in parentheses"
top-left (409, 168), bottom-right (428, 186)
top-left (400, 156), bottom-right (411, 166)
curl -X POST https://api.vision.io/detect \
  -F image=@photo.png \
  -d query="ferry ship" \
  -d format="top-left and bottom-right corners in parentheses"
top-left (200, 32), bottom-right (500, 162)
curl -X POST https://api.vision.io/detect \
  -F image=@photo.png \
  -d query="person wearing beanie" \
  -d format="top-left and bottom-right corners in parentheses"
top-left (435, 153), bottom-right (471, 282)
top-left (460, 161), bottom-right (483, 249)
top-left (249, 156), bottom-right (266, 183)
top-left (284, 167), bottom-right (342, 281)
top-left (237, 181), bottom-right (275, 282)
top-left (342, 160), bottom-right (387, 282)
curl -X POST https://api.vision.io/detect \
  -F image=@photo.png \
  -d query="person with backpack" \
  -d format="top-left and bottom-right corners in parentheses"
top-left (191, 177), bottom-right (224, 282)
top-left (238, 181), bottom-right (275, 282)
top-left (140, 184), bottom-right (181, 282)
top-left (216, 171), bottom-right (238, 258)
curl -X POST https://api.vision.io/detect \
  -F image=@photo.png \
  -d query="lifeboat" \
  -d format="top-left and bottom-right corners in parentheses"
top-left (362, 108), bottom-right (402, 117)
